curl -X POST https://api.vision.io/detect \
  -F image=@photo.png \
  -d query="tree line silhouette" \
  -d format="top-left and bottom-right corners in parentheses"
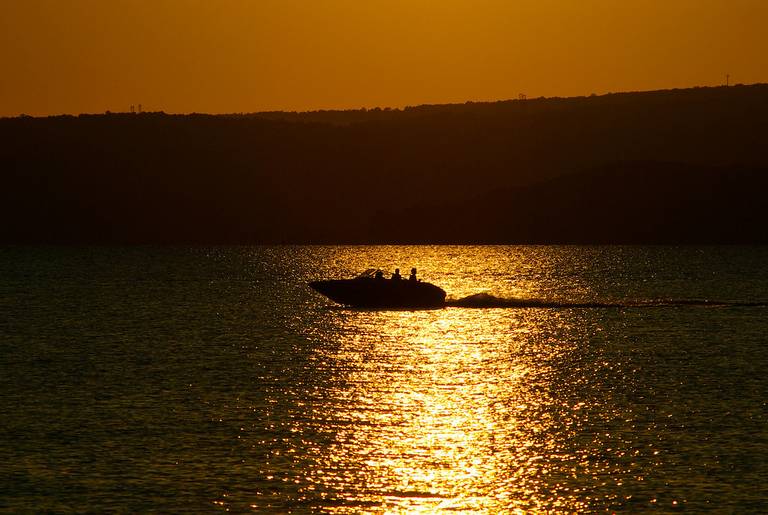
top-left (1, 84), bottom-right (767, 243)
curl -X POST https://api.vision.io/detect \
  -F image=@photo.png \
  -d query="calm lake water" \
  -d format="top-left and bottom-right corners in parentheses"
top-left (2, 246), bottom-right (767, 512)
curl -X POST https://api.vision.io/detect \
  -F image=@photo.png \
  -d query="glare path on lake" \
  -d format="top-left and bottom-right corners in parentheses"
top-left (295, 248), bottom-right (634, 512)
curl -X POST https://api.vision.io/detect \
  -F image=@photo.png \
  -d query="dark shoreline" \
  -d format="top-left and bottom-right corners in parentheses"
top-left (3, 84), bottom-right (767, 245)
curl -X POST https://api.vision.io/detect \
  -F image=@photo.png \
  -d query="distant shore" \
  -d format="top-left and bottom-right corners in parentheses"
top-left (2, 84), bottom-right (767, 244)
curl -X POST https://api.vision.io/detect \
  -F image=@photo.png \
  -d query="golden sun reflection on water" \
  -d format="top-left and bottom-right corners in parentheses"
top-left (289, 247), bottom-right (659, 512)
top-left (306, 305), bottom-right (591, 513)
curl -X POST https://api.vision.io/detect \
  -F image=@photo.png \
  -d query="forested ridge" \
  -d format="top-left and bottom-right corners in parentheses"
top-left (2, 84), bottom-right (767, 243)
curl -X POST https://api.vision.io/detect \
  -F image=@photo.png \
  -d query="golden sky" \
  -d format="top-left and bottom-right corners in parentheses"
top-left (1, 0), bottom-right (766, 116)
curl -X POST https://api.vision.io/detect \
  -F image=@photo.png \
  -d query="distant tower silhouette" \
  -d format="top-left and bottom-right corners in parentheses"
top-left (138, 103), bottom-right (142, 113)
top-left (130, 105), bottom-right (135, 114)
top-left (726, 74), bottom-right (730, 87)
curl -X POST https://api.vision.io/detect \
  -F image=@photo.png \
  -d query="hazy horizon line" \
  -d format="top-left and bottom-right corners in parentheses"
top-left (5, 82), bottom-right (763, 120)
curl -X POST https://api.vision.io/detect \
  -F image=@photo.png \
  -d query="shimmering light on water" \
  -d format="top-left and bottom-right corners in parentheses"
top-left (300, 301), bottom-right (617, 512)
top-left (2, 246), bottom-right (768, 512)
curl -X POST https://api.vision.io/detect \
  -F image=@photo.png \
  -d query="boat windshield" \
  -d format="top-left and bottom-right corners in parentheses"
top-left (356, 268), bottom-right (378, 279)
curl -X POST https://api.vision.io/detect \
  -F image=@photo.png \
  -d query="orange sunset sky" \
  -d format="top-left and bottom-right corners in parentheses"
top-left (1, 0), bottom-right (766, 117)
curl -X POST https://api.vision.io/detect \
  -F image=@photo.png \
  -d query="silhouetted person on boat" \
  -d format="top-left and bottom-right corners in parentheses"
top-left (392, 268), bottom-right (402, 280)
top-left (374, 270), bottom-right (384, 280)
top-left (409, 268), bottom-right (417, 281)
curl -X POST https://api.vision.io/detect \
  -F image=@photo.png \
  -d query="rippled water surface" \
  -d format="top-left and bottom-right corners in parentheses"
top-left (2, 246), bottom-right (768, 512)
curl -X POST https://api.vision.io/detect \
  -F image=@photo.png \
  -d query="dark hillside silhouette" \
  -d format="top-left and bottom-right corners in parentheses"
top-left (1, 84), bottom-right (767, 243)
top-left (366, 162), bottom-right (768, 243)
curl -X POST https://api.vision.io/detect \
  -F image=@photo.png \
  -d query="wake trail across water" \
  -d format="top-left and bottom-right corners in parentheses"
top-left (445, 292), bottom-right (768, 309)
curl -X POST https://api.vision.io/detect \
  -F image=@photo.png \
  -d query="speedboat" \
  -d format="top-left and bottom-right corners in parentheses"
top-left (310, 269), bottom-right (446, 308)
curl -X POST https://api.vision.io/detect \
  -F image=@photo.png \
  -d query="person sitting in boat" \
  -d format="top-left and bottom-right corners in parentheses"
top-left (409, 268), bottom-right (417, 281)
top-left (374, 270), bottom-right (384, 280)
top-left (391, 268), bottom-right (402, 280)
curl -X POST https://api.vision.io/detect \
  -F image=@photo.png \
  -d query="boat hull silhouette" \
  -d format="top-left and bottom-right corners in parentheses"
top-left (310, 278), bottom-right (446, 308)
